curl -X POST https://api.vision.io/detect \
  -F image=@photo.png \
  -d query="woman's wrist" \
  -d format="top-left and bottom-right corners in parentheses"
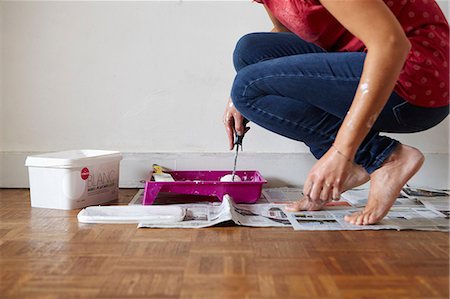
top-left (331, 144), bottom-right (356, 164)
top-left (333, 132), bottom-right (360, 159)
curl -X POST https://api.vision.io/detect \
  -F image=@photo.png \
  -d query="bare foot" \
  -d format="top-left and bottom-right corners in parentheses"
top-left (286, 162), bottom-right (370, 212)
top-left (344, 144), bottom-right (424, 225)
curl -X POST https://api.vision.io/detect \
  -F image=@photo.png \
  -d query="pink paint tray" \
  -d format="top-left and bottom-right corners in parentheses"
top-left (143, 170), bottom-right (267, 205)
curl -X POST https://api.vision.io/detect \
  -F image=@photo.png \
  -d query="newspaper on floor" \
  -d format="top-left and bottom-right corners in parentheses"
top-left (402, 185), bottom-right (449, 197)
top-left (135, 186), bottom-right (449, 231)
top-left (287, 185), bottom-right (449, 231)
top-left (403, 186), bottom-right (450, 218)
top-left (419, 197), bottom-right (450, 217)
top-left (138, 194), bottom-right (291, 228)
top-left (286, 207), bottom-right (449, 231)
top-left (340, 189), bottom-right (420, 208)
top-left (341, 186), bottom-right (450, 215)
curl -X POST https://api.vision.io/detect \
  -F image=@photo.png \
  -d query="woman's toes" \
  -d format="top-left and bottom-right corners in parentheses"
top-left (286, 198), bottom-right (312, 211)
top-left (362, 212), bottom-right (371, 225)
top-left (356, 213), bottom-right (366, 225)
top-left (286, 197), bottom-right (327, 212)
top-left (345, 211), bottom-right (359, 224)
top-left (345, 211), bottom-right (379, 225)
top-left (344, 214), bottom-right (351, 223)
top-left (368, 213), bottom-right (382, 225)
top-left (344, 213), bottom-right (353, 223)
top-left (285, 201), bottom-right (302, 212)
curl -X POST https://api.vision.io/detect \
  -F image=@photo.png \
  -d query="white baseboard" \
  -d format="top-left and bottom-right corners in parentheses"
top-left (1, 151), bottom-right (448, 189)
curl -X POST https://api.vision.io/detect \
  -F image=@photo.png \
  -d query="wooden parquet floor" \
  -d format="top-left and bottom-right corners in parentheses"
top-left (0, 188), bottom-right (448, 299)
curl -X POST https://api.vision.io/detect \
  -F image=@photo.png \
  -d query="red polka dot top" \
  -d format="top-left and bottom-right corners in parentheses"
top-left (256, 0), bottom-right (449, 108)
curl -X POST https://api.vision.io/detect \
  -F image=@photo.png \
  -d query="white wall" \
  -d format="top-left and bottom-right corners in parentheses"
top-left (3, 1), bottom-right (288, 153)
top-left (1, 1), bottom-right (449, 188)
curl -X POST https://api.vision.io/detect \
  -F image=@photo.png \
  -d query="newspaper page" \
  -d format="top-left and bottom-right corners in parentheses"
top-left (419, 197), bottom-right (450, 217)
top-left (138, 194), bottom-right (292, 228)
top-left (286, 207), bottom-right (449, 231)
top-left (403, 186), bottom-right (450, 218)
top-left (138, 198), bottom-right (232, 228)
top-left (287, 185), bottom-right (449, 231)
top-left (402, 185), bottom-right (449, 197)
top-left (229, 202), bottom-right (291, 227)
top-left (341, 189), bottom-right (420, 208)
top-left (341, 186), bottom-right (450, 214)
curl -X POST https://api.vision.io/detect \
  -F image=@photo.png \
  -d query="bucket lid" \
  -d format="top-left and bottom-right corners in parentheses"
top-left (25, 149), bottom-right (122, 168)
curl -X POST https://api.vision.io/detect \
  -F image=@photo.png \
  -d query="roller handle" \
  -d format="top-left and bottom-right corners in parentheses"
top-left (234, 118), bottom-right (249, 148)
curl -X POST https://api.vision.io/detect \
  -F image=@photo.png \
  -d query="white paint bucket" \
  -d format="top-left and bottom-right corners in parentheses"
top-left (25, 150), bottom-right (122, 210)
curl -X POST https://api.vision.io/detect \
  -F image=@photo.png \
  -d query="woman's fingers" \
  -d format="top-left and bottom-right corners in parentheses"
top-left (223, 98), bottom-right (249, 150)
top-left (306, 176), bottom-right (338, 202)
top-left (309, 180), bottom-right (323, 202)
top-left (233, 112), bottom-right (244, 136)
top-left (332, 184), bottom-right (342, 201)
top-left (303, 146), bottom-right (353, 204)
top-left (223, 111), bottom-right (234, 150)
top-left (303, 179), bottom-right (313, 199)
top-left (225, 122), bottom-right (234, 150)
top-left (320, 182), bottom-right (333, 201)
top-left (223, 98), bottom-right (236, 150)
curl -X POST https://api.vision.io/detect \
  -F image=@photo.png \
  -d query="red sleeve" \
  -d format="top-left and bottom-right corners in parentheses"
top-left (253, 0), bottom-right (264, 3)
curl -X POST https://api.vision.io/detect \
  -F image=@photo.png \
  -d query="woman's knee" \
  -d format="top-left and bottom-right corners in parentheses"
top-left (230, 75), bottom-right (245, 111)
top-left (233, 32), bottom-right (271, 72)
top-left (230, 70), bottom-right (252, 113)
top-left (230, 66), bottom-right (264, 117)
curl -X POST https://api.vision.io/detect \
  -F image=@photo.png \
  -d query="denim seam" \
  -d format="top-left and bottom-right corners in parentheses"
top-left (241, 74), bottom-right (361, 98)
top-left (239, 56), bottom-right (278, 71)
top-left (244, 101), bottom-right (336, 142)
top-left (392, 101), bottom-right (409, 125)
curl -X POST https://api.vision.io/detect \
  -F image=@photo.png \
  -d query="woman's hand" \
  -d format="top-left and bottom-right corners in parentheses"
top-left (303, 146), bottom-right (355, 203)
top-left (223, 98), bottom-right (247, 150)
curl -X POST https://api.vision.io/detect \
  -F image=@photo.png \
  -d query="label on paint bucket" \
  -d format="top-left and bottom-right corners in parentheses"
top-left (81, 168), bottom-right (90, 180)
top-left (87, 165), bottom-right (118, 196)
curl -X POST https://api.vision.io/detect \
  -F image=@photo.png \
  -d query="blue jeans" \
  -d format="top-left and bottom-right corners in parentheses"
top-left (231, 33), bottom-right (449, 173)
